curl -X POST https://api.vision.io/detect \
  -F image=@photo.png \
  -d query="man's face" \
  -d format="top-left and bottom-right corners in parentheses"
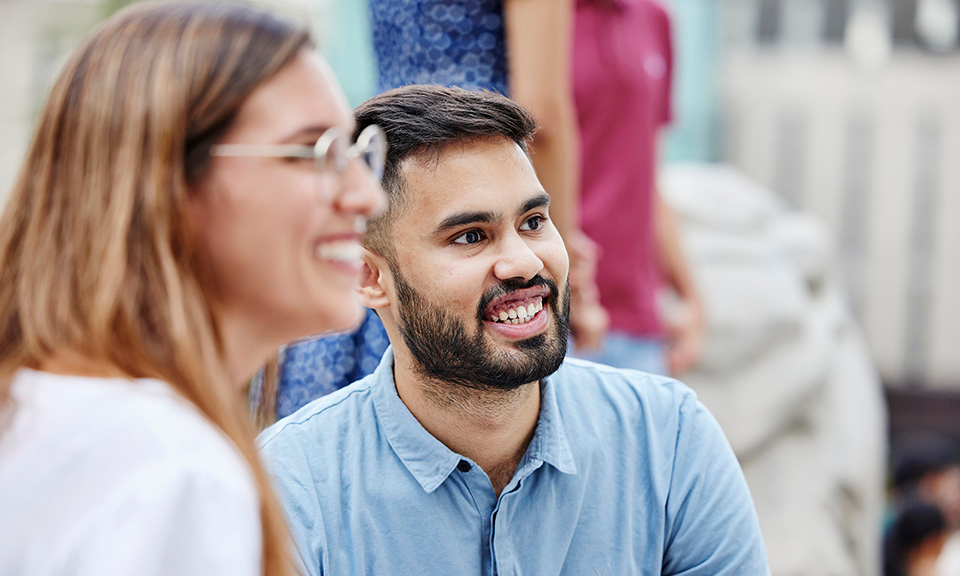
top-left (383, 137), bottom-right (570, 390)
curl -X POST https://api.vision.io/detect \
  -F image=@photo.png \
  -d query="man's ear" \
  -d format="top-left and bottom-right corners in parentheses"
top-left (358, 248), bottom-right (392, 310)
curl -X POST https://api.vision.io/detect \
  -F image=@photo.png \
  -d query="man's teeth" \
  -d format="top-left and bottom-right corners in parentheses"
top-left (316, 241), bottom-right (362, 263)
top-left (489, 299), bottom-right (544, 324)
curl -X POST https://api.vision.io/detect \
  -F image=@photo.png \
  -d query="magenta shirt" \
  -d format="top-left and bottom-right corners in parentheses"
top-left (573, 0), bottom-right (673, 337)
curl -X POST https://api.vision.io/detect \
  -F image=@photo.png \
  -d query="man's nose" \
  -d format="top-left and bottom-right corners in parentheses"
top-left (492, 233), bottom-right (544, 282)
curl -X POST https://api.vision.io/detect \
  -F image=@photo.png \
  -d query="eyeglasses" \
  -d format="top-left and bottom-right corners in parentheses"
top-left (210, 124), bottom-right (386, 183)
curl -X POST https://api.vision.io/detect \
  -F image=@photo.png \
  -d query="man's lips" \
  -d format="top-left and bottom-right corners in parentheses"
top-left (483, 286), bottom-right (550, 324)
top-left (484, 286), bottom-right (550, 311)
top-left (483, 299), bottom-right (550, 338)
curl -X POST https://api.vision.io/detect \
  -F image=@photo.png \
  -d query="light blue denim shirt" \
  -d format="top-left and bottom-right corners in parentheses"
top-left (258, 348), bottom-right (769, 576)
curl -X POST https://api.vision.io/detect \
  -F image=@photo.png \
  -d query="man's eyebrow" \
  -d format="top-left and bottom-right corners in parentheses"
top-left (433, 192), bottom-right (551, 235)
top-left (434, 210), bottom-right (500, 235)
top-left (519, 193), bottom-right (551, 216)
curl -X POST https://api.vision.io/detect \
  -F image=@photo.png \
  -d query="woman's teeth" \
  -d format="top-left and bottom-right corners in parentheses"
top-left (316, 241), bottom-right (363, 264)
top-left (488, 299), bottom-right (543, 324)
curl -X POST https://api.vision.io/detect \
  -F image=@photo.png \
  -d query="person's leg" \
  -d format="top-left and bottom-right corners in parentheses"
top-left (571, 332), bottom-right (667, 374)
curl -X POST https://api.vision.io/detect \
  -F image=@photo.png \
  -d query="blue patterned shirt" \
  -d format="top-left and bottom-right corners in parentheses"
top-left (370, 0), bottom-right (509, 94)
top-left (276, 309), bottom-right (389, 419)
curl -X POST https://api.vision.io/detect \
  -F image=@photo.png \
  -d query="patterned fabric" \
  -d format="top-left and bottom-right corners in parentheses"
top-left (276, 308), bottom-right (389, 418)
top-left (370, 0), bottom-right (509, 94)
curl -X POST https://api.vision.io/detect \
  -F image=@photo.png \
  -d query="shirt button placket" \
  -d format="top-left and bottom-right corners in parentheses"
top-left (458, 458), bottom-right (498, 576)
top-left (492, 488), bottom-right (520, 576)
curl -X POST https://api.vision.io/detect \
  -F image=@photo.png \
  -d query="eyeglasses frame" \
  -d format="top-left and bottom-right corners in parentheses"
top-left (209, 124), bottom-right (386, 182)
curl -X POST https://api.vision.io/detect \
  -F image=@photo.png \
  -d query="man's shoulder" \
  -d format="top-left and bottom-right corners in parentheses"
top-left (550, 358), bottom-right (706, 444)
top-left (257, 374), bottom-right (378, 450)
top-left (554, 357), bottom-right (696, 408)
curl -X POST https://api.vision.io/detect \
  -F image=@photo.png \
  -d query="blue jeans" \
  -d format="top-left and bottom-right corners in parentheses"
top-left (571, 332), bottom-right (667, 375)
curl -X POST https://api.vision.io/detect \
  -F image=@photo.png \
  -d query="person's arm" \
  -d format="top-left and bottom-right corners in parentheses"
top-left (655, 178), bottom-right (704, 375)
top-left (646, 4), bottom-right (702, 374)
top-left (503, 0), bottom-right (577, 241)
top-left (504, 0), bottom-right (608, 350)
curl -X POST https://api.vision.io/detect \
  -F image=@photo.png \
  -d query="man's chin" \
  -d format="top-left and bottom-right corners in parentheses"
top-left (515, 332), bottom-right (548, 351)
top-left (482, 332), bottom-right (566, 383)
top-left (396, 269), bottom-right (570, 390)
top-left (482, 314), bottom-right (565, 351)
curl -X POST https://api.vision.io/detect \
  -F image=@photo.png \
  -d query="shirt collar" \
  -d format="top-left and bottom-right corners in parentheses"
top-left (524, 370), bottom-right (577, 476)
top-left (371, 348), bottom-right (577, 494)
top-left (371, 348), bottom-right (462, 493)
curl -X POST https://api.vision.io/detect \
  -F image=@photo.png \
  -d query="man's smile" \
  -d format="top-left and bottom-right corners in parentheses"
top-left (483, 285), bottom-right (550, 325)
top-left (479, 285), bottom-right (552, 340)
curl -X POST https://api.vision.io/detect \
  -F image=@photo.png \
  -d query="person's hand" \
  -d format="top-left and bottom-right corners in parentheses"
top-left (570, 293), bottom-right (608, 352)
top-left (665, 300), bottom-right (703, 376)
top-left (566, 231), bottom-right (608, 352)
top-left (566, 230), bottom-right (599, 285)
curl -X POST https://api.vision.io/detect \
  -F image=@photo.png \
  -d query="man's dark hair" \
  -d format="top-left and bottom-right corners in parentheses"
top-left (353, 84), bottom-right (538, 259)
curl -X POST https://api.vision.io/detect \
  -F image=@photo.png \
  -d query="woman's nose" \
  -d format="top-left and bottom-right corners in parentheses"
top-left (333, 156), bottom-right (387, 218)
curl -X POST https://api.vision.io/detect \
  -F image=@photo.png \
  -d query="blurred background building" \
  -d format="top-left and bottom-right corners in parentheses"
top-left (714, 0), bottom-right (960, 445)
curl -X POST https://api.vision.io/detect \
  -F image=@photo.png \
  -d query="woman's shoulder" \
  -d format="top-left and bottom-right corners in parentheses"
top-left (4, 369), bottom-right (254, 493)
top-left (0, 369), bottom-right (261, 575)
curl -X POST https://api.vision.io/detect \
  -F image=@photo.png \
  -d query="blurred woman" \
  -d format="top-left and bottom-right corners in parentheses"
top-left (0, 2), bottom-right (384, 575)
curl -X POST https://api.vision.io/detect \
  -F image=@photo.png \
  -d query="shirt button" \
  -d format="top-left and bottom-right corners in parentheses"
top-left (457, 460), bottom-right (471, 473)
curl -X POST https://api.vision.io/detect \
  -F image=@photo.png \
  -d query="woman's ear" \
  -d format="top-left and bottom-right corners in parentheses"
top-left (357, 248), bottom-right (392, 310)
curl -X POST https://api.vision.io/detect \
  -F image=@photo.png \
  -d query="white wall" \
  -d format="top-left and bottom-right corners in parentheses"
top-left (0, 0), bottom-right (103, 207)
top-left (721, 48), bottom-right (960, 388)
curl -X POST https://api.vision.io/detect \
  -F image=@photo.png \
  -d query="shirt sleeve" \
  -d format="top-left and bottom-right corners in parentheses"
top-left (657, 1), bottom-right (675, 127)
top-left (259, 431), bottom-right (328, 576)
top-left (68, 456), bottom-right (262, 576)
top-left (662, 392), bottom-right (771, 575)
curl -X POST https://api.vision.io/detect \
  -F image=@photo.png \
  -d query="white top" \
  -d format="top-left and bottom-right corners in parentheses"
top-left (938, 531), bottom-right (960, 576)
top-left (0, 369), bottom-right (262, 576)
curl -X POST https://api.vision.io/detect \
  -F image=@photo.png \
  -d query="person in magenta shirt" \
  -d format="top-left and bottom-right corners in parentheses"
top-left (572, 0), bottom-right (704, 374)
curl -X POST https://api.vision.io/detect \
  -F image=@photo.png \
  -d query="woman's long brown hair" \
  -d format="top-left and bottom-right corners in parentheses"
top-left (0, 2), bottom-right (313, 574)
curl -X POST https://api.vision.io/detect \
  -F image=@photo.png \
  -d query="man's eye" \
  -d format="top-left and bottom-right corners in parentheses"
top-left (520, 215), bottom-right (544, 232)
top-left (452, 230), bottom-right (485, 245)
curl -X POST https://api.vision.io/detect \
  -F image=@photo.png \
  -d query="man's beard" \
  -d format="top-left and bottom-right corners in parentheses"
top-left (393, 270), bottom-right (570, 391)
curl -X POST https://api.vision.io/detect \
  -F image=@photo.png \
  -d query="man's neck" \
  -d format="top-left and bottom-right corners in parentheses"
top-left (393, 355), bottom-right (541, 496)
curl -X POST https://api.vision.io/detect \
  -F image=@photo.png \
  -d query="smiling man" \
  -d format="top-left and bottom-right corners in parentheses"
top-left (258, 85), bottom-right (770, 576)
